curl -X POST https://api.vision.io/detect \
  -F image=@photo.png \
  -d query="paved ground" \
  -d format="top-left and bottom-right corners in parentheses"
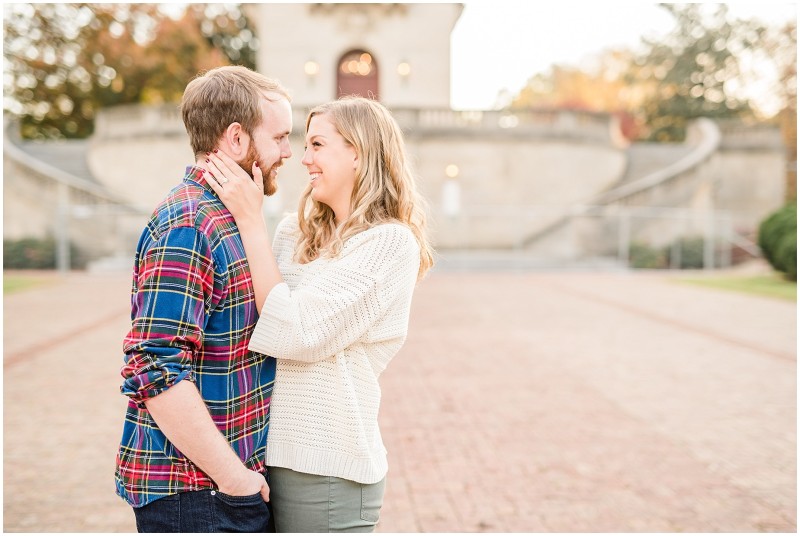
top-left (3, 266), bottom-right (796, 532)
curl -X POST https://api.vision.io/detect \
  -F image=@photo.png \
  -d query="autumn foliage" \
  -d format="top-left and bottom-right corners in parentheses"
top-left (4, 3), bottom-right (257, 139)
top-left (510, 4), bottom-right (796, 146)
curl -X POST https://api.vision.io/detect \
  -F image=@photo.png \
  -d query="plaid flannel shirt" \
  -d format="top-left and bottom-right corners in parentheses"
top-left (115, 166), bottom-right (275, 507)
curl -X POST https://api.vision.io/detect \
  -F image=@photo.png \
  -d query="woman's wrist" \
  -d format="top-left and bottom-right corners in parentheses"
top-left (234, 212), bottom-right (266, 229)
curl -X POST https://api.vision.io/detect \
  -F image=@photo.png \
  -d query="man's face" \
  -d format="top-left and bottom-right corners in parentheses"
top-left (240, 94), bottom-right (293, 196)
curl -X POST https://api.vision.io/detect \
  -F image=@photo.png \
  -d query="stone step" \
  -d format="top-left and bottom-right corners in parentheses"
top-left (433, 250), bottom-right (627, 271)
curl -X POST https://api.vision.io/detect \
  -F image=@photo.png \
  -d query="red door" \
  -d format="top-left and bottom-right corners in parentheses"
top-left (337, 50), bottom-right (379, 100)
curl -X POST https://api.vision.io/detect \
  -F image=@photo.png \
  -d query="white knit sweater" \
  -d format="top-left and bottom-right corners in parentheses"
top-left (248, 214), bottom-right (420, 484)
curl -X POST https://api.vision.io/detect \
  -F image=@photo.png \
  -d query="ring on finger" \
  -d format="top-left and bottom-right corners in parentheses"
top-left (219, 178), bottom-right (229, 185)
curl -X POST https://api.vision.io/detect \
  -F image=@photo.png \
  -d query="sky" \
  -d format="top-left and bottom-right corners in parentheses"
top-left (449, 2), bottom-right (798, 111)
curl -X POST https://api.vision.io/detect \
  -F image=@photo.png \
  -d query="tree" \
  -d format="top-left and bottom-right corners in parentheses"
top-left (635, 3), bottom-right (766, 141)
top-left (5, 4), bottom-right (152, 138)
top-left (3, 3), bottom-right (259, 139)
top-left (511, 49), bottom-right (648, 139)
top-left (188, 4), bottom-right (258, 70)
top-left (508, 4), bottom-right (796, 144)
top-left (756, 19), bottom-right (797, 201)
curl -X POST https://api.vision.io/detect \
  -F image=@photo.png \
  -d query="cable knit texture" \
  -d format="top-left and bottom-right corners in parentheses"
top-left (249, 214), bottom-right (420, 484)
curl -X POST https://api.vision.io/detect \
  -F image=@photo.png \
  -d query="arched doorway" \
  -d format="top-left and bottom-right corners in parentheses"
top-left (337, 50), bottom-right (379, 100)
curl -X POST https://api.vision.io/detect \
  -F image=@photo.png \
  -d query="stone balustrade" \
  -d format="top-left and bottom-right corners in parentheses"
top-left (95, 104), bottom-right (784, 153)
top-left (93, 103), bottom-right (625, 146)
top-left (392, 107), bottom-right (624, 145)
top-left (93, 103), bottom-right (185, 139)
top-left (716, 119), bottom-right (785, 150)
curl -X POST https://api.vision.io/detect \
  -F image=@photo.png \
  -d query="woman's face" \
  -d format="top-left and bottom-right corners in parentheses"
top-left (301, 114), bottom-right (358, 221)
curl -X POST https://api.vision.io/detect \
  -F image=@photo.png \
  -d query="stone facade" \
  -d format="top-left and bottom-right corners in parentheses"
top-left (245, 3), bottom-right (462, 109)
top-left (2, 3), bottom-right (788, 269)
top-left (84, 104), bottom-right (630, 251)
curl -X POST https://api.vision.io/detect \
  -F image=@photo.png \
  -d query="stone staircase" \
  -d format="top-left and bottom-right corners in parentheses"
top-left (12, 138), bottom-right (96, 184)
top-left (520, 118), bottom-right (724, 256)
top-left (3, 120), bottom-right (147, 271)
top-left (616, 143), bottom-right (697, 188)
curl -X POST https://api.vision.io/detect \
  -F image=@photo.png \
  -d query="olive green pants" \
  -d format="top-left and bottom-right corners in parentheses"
top-left (267, 466), bottom-right (386, 533)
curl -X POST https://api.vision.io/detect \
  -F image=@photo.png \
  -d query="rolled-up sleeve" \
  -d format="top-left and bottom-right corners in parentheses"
top-left (121, 226), bottom-right (215, 405)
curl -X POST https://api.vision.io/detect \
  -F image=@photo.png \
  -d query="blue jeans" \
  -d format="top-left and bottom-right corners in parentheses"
top-left (133, 489), bottom-right (271, 533)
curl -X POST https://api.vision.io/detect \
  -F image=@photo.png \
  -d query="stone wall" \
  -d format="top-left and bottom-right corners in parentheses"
top-left (86, 105), bottom-right (628, 249)
top-left (715, 122), bottom-right (787, 230)
top-left (11, 104), bottom-right (784, 265)
top-left (3, 157), bottom-right (57, 241)
top-left (247, 3), bottom-right (462, 109)
top-left (3, 153), bottom-right (140, 265)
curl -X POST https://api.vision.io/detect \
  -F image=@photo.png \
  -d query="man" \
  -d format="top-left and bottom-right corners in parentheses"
top-left (115, 65), bottom-right (293, 532)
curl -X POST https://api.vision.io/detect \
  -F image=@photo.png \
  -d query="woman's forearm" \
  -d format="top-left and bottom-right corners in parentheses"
top-left (237, 215), bottom-right (283, 314)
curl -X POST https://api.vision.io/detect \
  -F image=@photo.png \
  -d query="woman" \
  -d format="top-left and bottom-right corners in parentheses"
top-left (204, 97), bottom-right (434, 532)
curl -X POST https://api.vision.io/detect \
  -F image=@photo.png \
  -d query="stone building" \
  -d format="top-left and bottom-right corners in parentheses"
top-left (3, 3), bottom-right (786, 270)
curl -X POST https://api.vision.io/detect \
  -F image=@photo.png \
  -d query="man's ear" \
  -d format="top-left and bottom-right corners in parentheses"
top-left (221, 123), bottom-right (249, 158)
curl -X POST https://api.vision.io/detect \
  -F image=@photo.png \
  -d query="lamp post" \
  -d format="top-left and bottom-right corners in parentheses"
top-left (55, 183), bottom-right (70, 273)
top-left (397, 61), bottom-right (411, 85)
top-left (304, 60), bottom-right (320, 87)
top-left (442, 164), bottom-right (460, 218)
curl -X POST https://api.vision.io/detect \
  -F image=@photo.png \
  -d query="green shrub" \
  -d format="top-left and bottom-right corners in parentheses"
top-left (775, 230), bottom-right (797, 281)
top-left (758, 203), bottom-right (797, 276)
top-left (4, 237), bottom-right (57, 269)
top-left (665, 236), bottom-right (706, 269)
top-left (3, 237), bottom-right (87, 270)
top-left (629, 241), bottom-right (667, 269)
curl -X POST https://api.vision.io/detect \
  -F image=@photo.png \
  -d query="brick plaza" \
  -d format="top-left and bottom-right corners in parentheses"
top-left (3, 267), bottom-right (796, 532)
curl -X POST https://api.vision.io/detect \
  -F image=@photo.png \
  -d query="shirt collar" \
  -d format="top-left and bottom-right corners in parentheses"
top-left (183, 165), bottom-right (216, 195)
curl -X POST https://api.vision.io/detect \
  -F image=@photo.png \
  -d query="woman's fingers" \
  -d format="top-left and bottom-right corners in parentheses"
top-left (208, 151), bottom-right (249, 183)
top-left (205, 153), bottom-right (230, 183)
top-left (202, 151), bottom-right (264, 206)
top-left (252, 162), bottom-right (265, 195)
top-left (204, 157), bottom-right (227, 187)
top-left (203, 157), bottom-right (237, 199)
top-left (205, 168), bottom-right (224, 195)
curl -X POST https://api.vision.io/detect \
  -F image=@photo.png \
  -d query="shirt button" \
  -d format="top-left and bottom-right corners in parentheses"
top-left (210, 490), bottom-right (216, 496)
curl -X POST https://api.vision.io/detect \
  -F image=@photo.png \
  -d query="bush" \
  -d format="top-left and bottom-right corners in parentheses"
top-left (629, 241), bottom-right (667, 269)
top-left (758, 203), bottom-right (797, 277)
top-left (4, 237), bottom-right (57, 269)
top-left (3, 237), bottom-right (87, 270)
top-left (775, 230), bottom-right (797, 281)
top-left (665, 236), bottom-right (706, 269)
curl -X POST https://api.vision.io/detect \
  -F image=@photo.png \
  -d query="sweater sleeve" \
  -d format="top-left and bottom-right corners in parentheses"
top-left (248, 224), bottom-right (419, 362)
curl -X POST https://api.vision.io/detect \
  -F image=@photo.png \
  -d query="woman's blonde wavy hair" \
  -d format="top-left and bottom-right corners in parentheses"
top-left (295, 97), bottom-right (434, 278)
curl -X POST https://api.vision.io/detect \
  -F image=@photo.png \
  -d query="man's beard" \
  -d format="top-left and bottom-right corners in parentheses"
top-left (240, 144), bottom-right (279, 196)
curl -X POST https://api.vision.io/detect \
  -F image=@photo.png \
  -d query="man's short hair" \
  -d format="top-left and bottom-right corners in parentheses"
top-left (180, 66), bottom-right (290, 156)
